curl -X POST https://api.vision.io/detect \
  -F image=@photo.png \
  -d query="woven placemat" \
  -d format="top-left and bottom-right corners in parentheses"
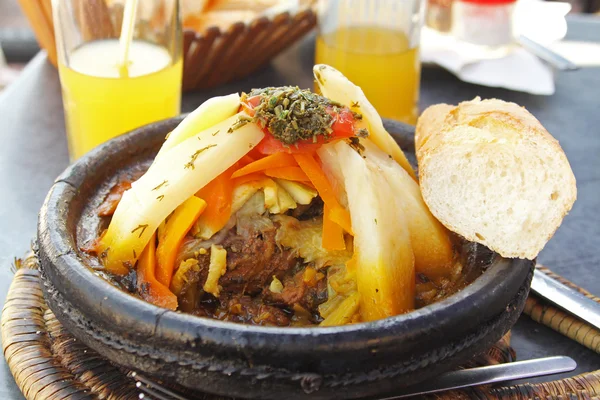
top-left (523, 265), bottom-right (600, 354)
top-left (2, 254), bottom-right (599, 400)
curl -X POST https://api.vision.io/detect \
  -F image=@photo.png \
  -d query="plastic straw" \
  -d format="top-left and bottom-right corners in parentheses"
top-left (118, 0), bottom-right (139, 76)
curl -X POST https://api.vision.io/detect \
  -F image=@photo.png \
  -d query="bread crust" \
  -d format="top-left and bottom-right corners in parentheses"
top-left (415, 103), bottom-right (453, 156)
top-left (416, 98), bottom-right (577, 260)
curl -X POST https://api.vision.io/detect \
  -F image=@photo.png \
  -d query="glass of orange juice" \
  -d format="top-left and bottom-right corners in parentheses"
top-left (315, 0), bottom-right (425, 125)
top-left (52, 0), bottom-right (183, 161)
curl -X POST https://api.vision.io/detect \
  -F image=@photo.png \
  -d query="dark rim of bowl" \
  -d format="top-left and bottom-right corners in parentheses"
top-left (38, 116), bottom-right (532, 354)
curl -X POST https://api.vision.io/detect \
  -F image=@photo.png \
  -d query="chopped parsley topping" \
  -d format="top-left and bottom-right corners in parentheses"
top-left (244, 86), bottom-right (343, 146)
top-left (348, 137), bottom-right (366, 155)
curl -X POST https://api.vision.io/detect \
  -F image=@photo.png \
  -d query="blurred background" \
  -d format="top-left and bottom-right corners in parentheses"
top-left (0, 0), bottom-right (598, 93)
top-left (0, 0), bottom-right (35, 90)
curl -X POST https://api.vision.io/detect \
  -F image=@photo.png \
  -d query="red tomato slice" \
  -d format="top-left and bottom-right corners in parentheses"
top-left (247, 95), bottom-right (262, 108)
top-left (256, 135), bottom-right (320, 154)
top-left (239, 95), bottom-right (261, 117)
top-left (331, 108), bottom-right (357, 139)
top-left (254, 107), bottom-right (357, 155)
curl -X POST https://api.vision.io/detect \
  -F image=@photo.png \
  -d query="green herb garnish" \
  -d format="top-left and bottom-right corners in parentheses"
top-left (347, 137), bottom-right (366, 155)
top-left (244, 86), bottom-right (342, 146)
top-left (152, 180), bottom-right (168, 191)
top-left (184, 144), bottom-right (217, 170)
top-left (227, 116), bottom-right (252, 133)
top-left (131, 224), bottom-right (148, 238)
top-left (357, 128), bottom-right (369, 138)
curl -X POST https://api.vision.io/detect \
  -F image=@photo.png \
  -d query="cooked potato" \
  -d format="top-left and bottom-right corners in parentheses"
top-left (274, 179), bottom-right (318, 205)
top-left (270, 183), bottom-right (297, 214)
top-left (97, 113), bottom-right (264, 274)
top-left (361, 139), bottom-right (454, 279)
top-left (328, 141), bottom-right (415, 321)
top-left (156, 93), bottom-right (241, 158)
top-left (313, 64), bottom-right (416, 180)
top-left (204, 245), bottom-right (227, 297)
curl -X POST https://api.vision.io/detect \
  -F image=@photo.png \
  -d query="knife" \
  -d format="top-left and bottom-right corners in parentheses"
top-left (517, 35), bottom-right (580, 71)
top-left (380, 356), bottom-right (576, 399)
top-left (531, 268), bottom-right (600, 331)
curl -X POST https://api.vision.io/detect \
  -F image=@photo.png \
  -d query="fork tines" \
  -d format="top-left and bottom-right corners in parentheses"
top-left (129, 371), bottom-right (191, 400)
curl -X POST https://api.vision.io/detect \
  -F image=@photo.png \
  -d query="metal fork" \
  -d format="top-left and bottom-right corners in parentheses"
top-left (129, 371), bottom-right (190, 400)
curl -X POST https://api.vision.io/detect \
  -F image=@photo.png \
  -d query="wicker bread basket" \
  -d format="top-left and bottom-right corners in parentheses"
top-left (16, 0), bottom-right (317, 90)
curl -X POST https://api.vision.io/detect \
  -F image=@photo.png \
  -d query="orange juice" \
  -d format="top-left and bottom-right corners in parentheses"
top-left (316, 26), bottom-right (420, 125)
top-left (58, 39), bottom-right (182, 160)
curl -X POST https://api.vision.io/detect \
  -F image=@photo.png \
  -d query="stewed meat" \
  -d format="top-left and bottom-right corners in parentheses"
top-left (171, 219), bottom-right (328, 325)
top-left (219, 228), bottom-right (299, 295)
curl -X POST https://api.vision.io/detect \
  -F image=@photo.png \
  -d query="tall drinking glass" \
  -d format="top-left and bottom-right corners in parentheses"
top-left (315, 0), bottom-right (425, 125)
top-left (52, 0), bottom-right (183, 161)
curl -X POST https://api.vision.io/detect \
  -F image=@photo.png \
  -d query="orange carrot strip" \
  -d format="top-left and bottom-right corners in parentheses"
top-left (328, 207), bottom-right (353, 235)
top-left (231, 152), bottom-right (297, 179)
top-left (137, 233), bottom-right (178, 310)
top-left (156, 196), bottom-right (207, 287)
top-left (304, 181), bottom-right (316, 189)
top-left (322, 204), bottom-right (346, 250)
top-left (232, 172), bottom-right (266, 187)
top-left (195, 167), bottom-right (235, 236)
top-left (264, 166), bottom-right (311, 182)
top-left (293, 153), bottom-right (353, 234)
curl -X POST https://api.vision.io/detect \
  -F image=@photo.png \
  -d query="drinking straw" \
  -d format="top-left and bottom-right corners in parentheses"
top-left (118, 0), bottom-right (139, 77)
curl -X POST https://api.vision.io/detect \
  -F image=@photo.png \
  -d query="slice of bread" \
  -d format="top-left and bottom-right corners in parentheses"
top-left (416, 98), bottom-right (577, 260)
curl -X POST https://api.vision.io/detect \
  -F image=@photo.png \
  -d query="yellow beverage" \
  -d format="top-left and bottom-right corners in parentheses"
top-left (316, 26), bottom-right (420, 125)
top-left (58, 39), bottom-right (182, 160)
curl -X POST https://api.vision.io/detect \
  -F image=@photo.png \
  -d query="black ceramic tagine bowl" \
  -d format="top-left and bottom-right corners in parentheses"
top-left (37, 117), bottom-right (534, 400)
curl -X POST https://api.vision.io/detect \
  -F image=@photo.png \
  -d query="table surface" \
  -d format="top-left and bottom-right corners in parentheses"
top-left (1, 16), bottom-right (600, 400)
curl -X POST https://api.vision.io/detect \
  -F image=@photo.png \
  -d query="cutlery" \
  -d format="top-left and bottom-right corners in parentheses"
top-left (381, 355), bottom-right (576, 399)
top-left (130, 371), bottom-right (189, 400)
top-left (517, 35), bottom-right (579, 71)
top-left (130, 356), bottom-right (576, 400)
top-left (531, 268), bottom-right (600, 331)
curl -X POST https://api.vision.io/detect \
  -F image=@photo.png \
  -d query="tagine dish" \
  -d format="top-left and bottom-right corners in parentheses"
top-left (80, 64), bottom-right (576, 329)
